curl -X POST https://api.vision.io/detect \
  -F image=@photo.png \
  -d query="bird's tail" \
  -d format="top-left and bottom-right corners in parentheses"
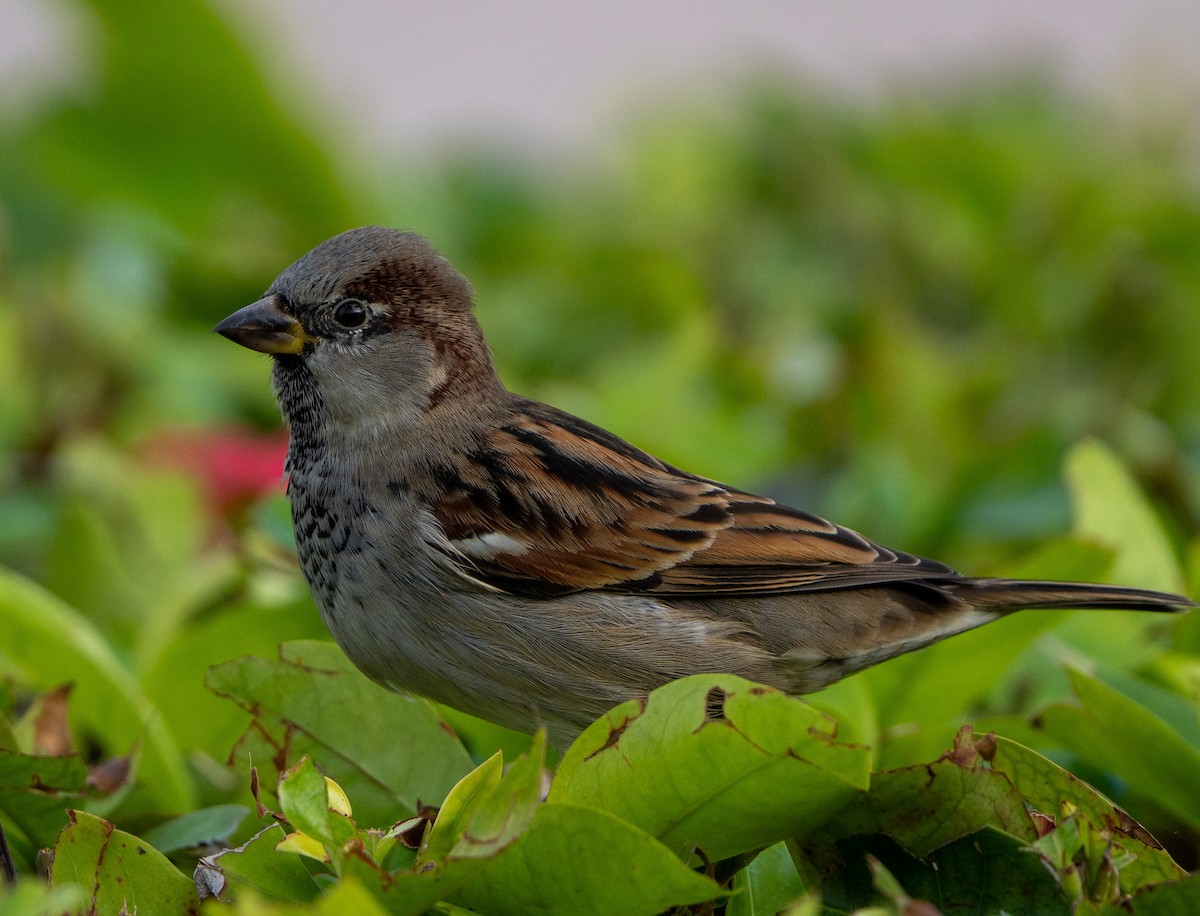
top-left (944, 578), bottom-right (1192, 613)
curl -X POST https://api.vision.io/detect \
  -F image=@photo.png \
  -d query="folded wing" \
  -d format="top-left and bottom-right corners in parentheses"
top-left (429, 399), bottom-right (955, 597)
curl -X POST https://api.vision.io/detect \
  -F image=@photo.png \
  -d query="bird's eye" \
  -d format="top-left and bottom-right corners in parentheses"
top-left (332, 298), bottom-right (369, 329)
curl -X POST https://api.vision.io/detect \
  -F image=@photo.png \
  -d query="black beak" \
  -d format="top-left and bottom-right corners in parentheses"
top-left (213, 295), bottom-right (315, 355)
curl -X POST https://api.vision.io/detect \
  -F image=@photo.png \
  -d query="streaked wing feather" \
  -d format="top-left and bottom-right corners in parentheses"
top-left (430, 398), bottom-right (957, 597)
top-left (431, 400), bottom-right (732, 589)
top-left (640, 496), bottom-right (957, 596)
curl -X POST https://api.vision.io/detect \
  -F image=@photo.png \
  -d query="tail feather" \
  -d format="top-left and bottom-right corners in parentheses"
top-left (783, 577), bottom-right (1191, 692)
top-left (945, 578), bottom-right (1193, 614)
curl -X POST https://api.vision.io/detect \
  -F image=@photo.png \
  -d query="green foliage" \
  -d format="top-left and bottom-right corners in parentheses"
top-left (1034, 668), bottom-right (1200, 831)
top-left (551, 674), bottom-right (870, 861)
top-left (20, 667), bottom-right (1195, 913)
top-left (207, 642), bottom-right (473, 825)
top-left (2, 0), bottom-right (1200, 910)
top-left (50, 811), bottom-right (200, 915)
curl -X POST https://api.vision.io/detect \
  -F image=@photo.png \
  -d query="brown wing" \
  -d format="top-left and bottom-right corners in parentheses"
top-left (429, 398), bottom-right (955, 597)
top-left (638, 494), bottom-right (956, 596)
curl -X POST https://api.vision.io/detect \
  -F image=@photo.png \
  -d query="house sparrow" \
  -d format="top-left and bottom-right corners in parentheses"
top-left (215, 226), bottom-right (1190, 741)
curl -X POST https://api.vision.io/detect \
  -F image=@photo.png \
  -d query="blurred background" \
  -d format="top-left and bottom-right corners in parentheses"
top-left (3, 0), bottom-right (1200, 869)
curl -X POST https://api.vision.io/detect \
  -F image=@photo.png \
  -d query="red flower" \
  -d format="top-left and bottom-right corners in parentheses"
top-left (144, 426), bottom-right (288, 519)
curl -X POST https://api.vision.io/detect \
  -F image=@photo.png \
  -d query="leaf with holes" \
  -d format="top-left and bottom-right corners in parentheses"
top-left (791, 727), bottom-right (1039, 887)
top-left (987, 731), bottom-right (1184, 888)
top-left (551, 674), bottom-right (870, 861)
top-left (1033, 667), bottom-right (1200, 832)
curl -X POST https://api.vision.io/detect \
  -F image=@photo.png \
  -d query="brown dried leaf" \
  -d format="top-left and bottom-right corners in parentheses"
top-left (32, 684), bottom-right (73, 756)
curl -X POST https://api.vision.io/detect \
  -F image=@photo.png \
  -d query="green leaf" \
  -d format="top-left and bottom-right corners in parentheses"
top-left (196, 823), bottom-right (321, 904)
top-left (1034, 667), bottom-right (1200, 830)
top-left (330, 737), bottom-right (547, 916)
top-left (451, 804), bottom-right (723, 916)
top-left (1094, 666), bottom-right (1200, 749)
top-left (434, 705), bottom-right (537, 768)
top-left (777, 894), bottom-right (822, 916)
top-left (275, 756), bottom-right (329, 840)
top-left (50, 810), bottom-right (200, 915)
top-left (818, 827), bottom-right (1066, 914)
top-left (0, 713), bottom-right (16, 752)
top-left (200, 878), bottom-right (393, 915)
top-left (1031, 814), bottom-right (1123, 904)
top-left (990, 731), bottom-right (1130, 824)
top-left (988, 734), bottom-right (1183, 889)
top-left (0, 884), bottom-right (84, 916)
top-left (440, 731), bottom-right (545, 861)
top-left (552, 674), bottom-right (870, 861)
top-left (1144, 651), bottom-right (1200, 707)
top-left (140, 804), bottom-right (250, 855)
top-left (727, 842), bottom-right (807, 916)
top-left (277, 756), bottom-right (357, 852)
top-left (342, 731), bottom-right (713, 915)
top-left (1066, 440), bottom-right (1183, 594)
top-left (1127, 873), bottom-right (1200, 914)
top-left (313, 876), bottom-right (394, 915)
top-left (419, 751), bottom-right (503, 863)
top-left (207, 640), bottom-right (473, 825)
top-left (800, 673), bottom-right (878, 754)
top-left (792, 729), bottom-right (1038, 888)
top-left (867, 855), bottom-right (921, 910)
top-left (141, 593), bottom-right (329, 765)
top-left (1055, 441), bottom-right (1186, 668)
top-left (339, 853), bottom-right (485, 916)
top-left (0, 568), bottom-right (193, 812)
top-left (0, 748), bottom-right (89, 855)
top-left (850, 752), bottom-right (1038, 856)
top-left (418, 731), bottom-right (545, 864)
top-left (861, 612), bottom-right (1062, 768)
top-left (42, 442), bottom-right (228, 672)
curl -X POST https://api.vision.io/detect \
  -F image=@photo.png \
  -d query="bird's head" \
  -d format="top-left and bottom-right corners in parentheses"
top-left (215, 227), bottom-right (500, 426)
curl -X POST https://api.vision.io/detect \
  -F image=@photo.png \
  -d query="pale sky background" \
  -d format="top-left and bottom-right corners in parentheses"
top-left (4, 0), bottom-right (1200, 156)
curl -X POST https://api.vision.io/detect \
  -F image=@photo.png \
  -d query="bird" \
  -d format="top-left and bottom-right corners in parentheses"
top-left (215, 226), bottom-right (1191, 742)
